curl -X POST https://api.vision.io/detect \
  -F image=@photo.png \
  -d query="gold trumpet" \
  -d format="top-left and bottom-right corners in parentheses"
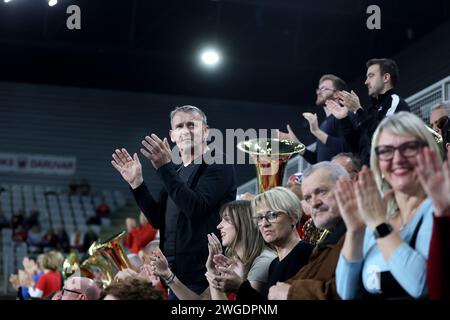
top-left (63, 231), bottom-right (131, 288)
top-left (237, 138), bottom-right (305, 193)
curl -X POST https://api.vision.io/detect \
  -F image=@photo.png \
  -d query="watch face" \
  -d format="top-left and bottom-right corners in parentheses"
top-left (374, 223), bottom-right (393, 239)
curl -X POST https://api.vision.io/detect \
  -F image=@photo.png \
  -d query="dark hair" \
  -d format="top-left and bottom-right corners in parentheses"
top-left (319, 74), bottom-right (348, 92)
top-left (366, 58), bottom-right (399, 87)
top-left (103, 278), bottom-right (164, 300)
top-left (438, 115), bottom-right (450, 158)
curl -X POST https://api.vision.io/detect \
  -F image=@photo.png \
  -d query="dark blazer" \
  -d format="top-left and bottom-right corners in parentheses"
top-left (338, 89), bottom-right (410, 166)
top-left (131, 152), bottom-right (236, 285)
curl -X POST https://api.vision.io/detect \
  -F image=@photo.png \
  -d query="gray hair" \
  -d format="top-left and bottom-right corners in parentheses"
top-left (169, 105), bottom-right (208, 125)
top-left (302, 161), bottom-right (350, 183)
top-left (252, 187), bottom-right (302, 224)
top-left (430, 101), bottom-right (450, 113)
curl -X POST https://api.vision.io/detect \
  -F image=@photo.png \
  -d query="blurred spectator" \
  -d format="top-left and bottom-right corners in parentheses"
top-left (25, 208), bottom-right (40, 230)
top-left (28, 251), bottom-right (63, 299)
top-left (82, 227), bottom-right (99, 253)
top-left (68, 179), bottom-right (79, 195)
top-left (95, 198), bottom-right (111, 218)
top-left (124, 212), bottom-right (157, 254)
top-left (15, 256), bottom-right (44, 300)
top-left (429, 101), bottom-right (450, 135)
top-left (69, 228), bottom-right (84, 252)
top-left (79, 178), bottom-right (91, 196)
top-left (42, 227), bottom-right (59, 249)
top-left (27, 225), bottom-right (43, 253)
top-left (11, 209), bottom-right (26, 230)
top-left (12, 224), bottom-right (28, 243)
top-left (55, 227), bottom-right (70, 253)
top-left (285, 172), bottom-right (310, 240)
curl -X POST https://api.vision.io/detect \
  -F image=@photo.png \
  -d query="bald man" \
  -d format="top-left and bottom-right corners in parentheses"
top-left (53, 276), bottom-right (102, 300)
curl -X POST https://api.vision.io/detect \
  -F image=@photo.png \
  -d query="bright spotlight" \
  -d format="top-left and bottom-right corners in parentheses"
top-left (200, 49), bottom-right (221, 67)
top-left (48, 0), bottom-right (57, 6)
top-left (4, 0), bottom-right (14, 3)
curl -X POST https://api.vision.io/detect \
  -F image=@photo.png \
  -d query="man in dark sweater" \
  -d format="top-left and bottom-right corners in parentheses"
top-left (111, 105), bottom-right (236, 299)
top-left (326, 58), bottom-right (410, 166)
top-left (279, 74), bottom-right (354, 164)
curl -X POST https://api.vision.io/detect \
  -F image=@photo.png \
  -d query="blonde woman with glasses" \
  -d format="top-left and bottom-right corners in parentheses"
top-left (207, 187), bottom-right (314, 300)
top-left (335, 112), bottom-right (440, 299)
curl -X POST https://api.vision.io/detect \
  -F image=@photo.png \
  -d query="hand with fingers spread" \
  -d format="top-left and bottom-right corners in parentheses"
top-left (302, 112), bottom-right (319, 134)
top-left (354, 166), bottom-right (388, 229)
top-left (416, 147), bottom-right (450, 217)
top-left (277, 124), bottom-right (300, 143)
top-left (206, 233), bottom-right (223, 273)
top-left (138, 264), bottom-right (161, 287)
top-left (9, 274), bottom-right (20, 290)
top-left (335, 178), bottom-right (365, 233)
top-left (114, 268), bottom-right (139, 282)
top-left (149, 247), bottom-right (172, 279)
top-left (140, 134), bottom-right (172, 169)
top-left (337, 90), bottom-right (362, 113)
top-left (111, 148), bottom-right (143, 189)
top-left (325, 99), bottom-right (349, 120)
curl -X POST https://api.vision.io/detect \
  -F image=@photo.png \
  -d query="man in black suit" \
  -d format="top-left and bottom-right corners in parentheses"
top-left (111, 105), bottom-right (236, 299)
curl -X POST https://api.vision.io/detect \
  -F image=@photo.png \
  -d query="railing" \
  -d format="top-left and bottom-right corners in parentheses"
top-left (237, 74), bottom-right (450, 197)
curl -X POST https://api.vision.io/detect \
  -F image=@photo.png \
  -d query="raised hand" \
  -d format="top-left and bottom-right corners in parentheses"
top-left (111, 148), bottom-right (143, 189)
top-left (354, 166), bottom-right (388, 229)
top-left (325, 99), bottom-right (348, 120)
top-left (9, 274), bottom-right (20, 290)
top-left (277, 124), bottom-right (300, 143)
top-left (416, 147), bottom-right (450, 217)
top-left (302, 112), bottom-right (319, 134)
top-left (337, 90), bottom-right (362, 113)
top-left (140, 134), bottom-right (172, 169)
top-left (206, 233), bottom-right (223, 273)
top-left (114, 268), bottom-right (138, 282)
top-left (335, 177), bottom-right (365, 233)
top-left (149, 247), bottom-right (171, 279)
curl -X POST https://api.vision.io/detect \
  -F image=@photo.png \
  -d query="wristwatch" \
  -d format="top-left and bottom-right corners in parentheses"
top-left (373, 223), bottom-right (393, 239)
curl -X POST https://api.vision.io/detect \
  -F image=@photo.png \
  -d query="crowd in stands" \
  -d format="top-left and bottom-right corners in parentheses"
top-left (3, 57), bottom-right (450, 301)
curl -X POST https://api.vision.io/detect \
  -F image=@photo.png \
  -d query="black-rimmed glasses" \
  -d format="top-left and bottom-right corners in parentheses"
top-left (252, 211), bottom-right (286, 225)
top-left (62, 287), bottom-right (82, 295)
top-left (374, 140), bottom-right (426, 161)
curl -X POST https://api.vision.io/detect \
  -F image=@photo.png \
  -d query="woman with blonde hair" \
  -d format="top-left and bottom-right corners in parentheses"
top-left (150, 200), bottom-right (276, 299)
top-left (335, 111), bottom-right (440, 299)
top-left (207, 187), bottom-right (313, 300)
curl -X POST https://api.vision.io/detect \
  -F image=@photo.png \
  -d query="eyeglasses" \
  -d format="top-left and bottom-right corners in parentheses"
top-left (253, 211), bottom-right (286, 225)
top-left (374, 140), bottom-right (426, 161)
top-left (316, 87), bottom-right (336, 94)
top-left (62, 287), bottom-right (82, 295)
